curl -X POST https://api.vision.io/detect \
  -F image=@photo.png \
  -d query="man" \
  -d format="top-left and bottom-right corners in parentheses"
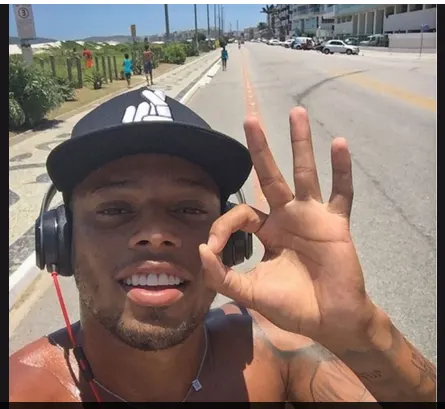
top-left (143, 44), bottom-right (154, 86)
top-left (122, 53), bottom-right (132, 87)
top-left (9, 88), bottom-right (436, 402)
top-left (82, 47), bottom-right (93, 69)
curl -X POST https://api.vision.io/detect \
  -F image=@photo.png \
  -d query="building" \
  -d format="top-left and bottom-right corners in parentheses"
top-left (276, 4), bottom-right (292, 40)
top-left (290, 4), bottom-right (336, 37)
top-left (334, 4), bottom-right (436, 36)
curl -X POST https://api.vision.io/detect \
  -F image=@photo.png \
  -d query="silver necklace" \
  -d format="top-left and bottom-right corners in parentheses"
top-left (93, 325), bottom-right (208, 404)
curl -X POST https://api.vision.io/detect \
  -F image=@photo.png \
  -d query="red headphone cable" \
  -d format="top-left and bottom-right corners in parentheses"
top-left (50, 270), bottom-right (102, 402)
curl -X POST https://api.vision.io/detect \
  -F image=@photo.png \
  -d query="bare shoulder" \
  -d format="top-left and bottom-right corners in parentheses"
top-left (206, 302), bottom-right (313, 352)
top-left (207, 303), bottom-right (376, 402)
top-left (9, 327), bottom-right (79, 402)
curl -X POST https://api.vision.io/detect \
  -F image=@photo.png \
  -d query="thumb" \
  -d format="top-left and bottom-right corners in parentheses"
top-left (199, 243), bottom-right (254, 308)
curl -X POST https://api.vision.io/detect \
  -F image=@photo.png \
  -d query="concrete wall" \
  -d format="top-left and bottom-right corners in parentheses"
top-left (384, 7), bottom-right (436, 32)
top-left (334, 21), bottom-right (353, 35)
top-left (388, 32), bottom-right (436, 50)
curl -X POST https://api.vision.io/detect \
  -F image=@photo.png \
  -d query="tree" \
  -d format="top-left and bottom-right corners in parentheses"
top-left (257, 22), bottom-right (268, 31)
top-left (260, 5), bottom-right (277, 37)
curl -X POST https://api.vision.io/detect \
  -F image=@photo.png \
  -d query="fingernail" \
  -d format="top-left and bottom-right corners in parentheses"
top-left (207, 235), bottom-right (219, 251)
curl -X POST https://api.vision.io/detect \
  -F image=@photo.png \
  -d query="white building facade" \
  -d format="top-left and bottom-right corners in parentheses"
top-left (334, 4), bottom-right (436, 36)
top-left (290, 4), bottom-right (336, 37)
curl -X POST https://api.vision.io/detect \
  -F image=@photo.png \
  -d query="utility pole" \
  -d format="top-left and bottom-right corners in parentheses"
top-left (213, 4), bottom-right (217, 38)
top-left (236, 20), bottom-right (239, 39)
top-left (221, 6), bottom-right (224, 36)
top-left (164, 5), bottom-right (170, 42)
top-left (194, 4), bottom-right (199, 51)
top-left (206, 4), bottom-right (210, 44)
top-left (218, 5), bottom-right (221, 39)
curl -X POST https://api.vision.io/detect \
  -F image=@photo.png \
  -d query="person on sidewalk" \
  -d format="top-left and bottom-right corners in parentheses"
top-left (9, 88), bottom-right (436, 403)
top-left (83, 47), bottom-right (93, 70)
top-left (221, 46), bottom-right (228, 71)
top-left (142, 44), bottom-right (154, 86)
top-left (122, 53), bottom-right (133, 88)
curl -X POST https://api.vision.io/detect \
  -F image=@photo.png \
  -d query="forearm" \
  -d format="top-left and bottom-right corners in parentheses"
top-left (326, 308), bottom-right (436, 402)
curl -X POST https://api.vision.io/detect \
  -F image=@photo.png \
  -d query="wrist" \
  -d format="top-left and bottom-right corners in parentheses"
top-left (317, 303), bottom-right (392, 356)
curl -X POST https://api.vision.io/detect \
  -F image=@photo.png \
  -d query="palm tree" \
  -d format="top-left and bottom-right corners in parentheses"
top-left (260, 5), bottom-right (277, 33)
top-left (164, 5), bottom-right (170, 42)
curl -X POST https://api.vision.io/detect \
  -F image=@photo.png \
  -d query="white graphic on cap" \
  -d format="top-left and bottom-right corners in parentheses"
top-left (122, 89), bottom-right (172, 123)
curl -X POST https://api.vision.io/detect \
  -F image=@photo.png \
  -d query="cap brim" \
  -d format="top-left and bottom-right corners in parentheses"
top-left (46, 121), bottom-right (253, 200)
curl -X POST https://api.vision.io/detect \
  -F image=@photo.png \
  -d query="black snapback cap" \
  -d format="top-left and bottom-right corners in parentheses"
top-left (46, 87), bottom-right (253, 201)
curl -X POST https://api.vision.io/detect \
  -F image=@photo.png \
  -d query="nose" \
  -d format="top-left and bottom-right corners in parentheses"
top-left (128, 209), bottom-right (182, 251)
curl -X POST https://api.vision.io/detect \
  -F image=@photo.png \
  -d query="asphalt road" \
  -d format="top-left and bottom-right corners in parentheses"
top-left (10, 43), bottom-right (436, 365)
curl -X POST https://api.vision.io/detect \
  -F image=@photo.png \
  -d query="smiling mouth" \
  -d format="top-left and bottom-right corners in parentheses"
top-left (121, 272), bottom-right (187, 287)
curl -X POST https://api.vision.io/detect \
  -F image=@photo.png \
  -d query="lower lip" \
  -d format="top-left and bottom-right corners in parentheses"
top-left (121, 283), bottom-right (187, 307)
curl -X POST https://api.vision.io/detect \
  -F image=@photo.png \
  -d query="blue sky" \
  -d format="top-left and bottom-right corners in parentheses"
top-left (9, 4), bottom-right (267, 40)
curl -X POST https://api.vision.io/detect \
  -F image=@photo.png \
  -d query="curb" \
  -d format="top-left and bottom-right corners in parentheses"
top-left (9, 50), bottom-right (220, 146)
top-left (8, 51), bottom-right (221, 312)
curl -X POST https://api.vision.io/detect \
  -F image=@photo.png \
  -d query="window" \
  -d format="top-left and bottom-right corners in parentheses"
top-left (409, 4), bottom-right (423, 12)
top-left (385, 6), bottom-right (395, 16)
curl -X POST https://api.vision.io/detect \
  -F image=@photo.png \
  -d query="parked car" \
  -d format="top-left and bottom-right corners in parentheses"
top-left (344, 37), bottom-right (360, 46)
top-left (322, 40), bottom-right (360, 55)
top-left (291, 37), bottom-right (313, 50)
top-left (283, 39), bottom-right (294, 48)
top-left (268, 39), bottom-right (280, 46)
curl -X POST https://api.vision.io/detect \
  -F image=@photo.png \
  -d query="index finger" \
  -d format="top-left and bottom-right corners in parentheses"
top-left (207, 203), bottom-right (268, 254)
top-left (244, 117), bottom-right (294, 209)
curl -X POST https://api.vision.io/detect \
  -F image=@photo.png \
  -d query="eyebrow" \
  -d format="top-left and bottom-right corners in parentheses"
top-left (89, 177), bottom-right (216, 195)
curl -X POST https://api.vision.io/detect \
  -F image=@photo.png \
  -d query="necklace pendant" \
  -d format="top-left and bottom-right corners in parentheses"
top-left (192, 379), bottom-right (202, 391)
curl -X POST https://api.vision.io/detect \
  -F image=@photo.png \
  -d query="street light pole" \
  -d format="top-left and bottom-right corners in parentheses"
top-left (194, 4), bottom-right (199, 51)
top-left (213, 4), bottom-right (217, 38)
top-left (164, 4), bottom-right (170, 42)
top-left (207, 4), bottom-right (210, 44)
top-left (218, 5), bottom-right (221, 39)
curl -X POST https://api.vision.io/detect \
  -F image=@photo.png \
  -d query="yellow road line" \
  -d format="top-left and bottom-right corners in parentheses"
top-left (330, 70), bottom-right (436, 113)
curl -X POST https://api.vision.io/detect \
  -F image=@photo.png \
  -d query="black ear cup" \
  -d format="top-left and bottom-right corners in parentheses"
top-left (222, 202), bottom-right (253, 267)
top-left (56, 205), bottom-right (73, 277)
top-left (34, 204), bottom-right (73, 277)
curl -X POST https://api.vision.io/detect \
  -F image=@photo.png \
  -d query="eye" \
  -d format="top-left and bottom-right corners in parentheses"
top-left (96, 206), bottom-right (132, 216)
top-left (174, 207), bottom-right (207, 215)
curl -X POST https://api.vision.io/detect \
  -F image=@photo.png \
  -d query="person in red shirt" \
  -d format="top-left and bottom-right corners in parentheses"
top-left (83, 47), bottom-right (93, 69)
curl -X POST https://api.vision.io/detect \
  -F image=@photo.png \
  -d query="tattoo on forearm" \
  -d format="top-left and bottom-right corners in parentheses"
top-left (408, 343), bottom-right (436, 385)
top-left (357, 370), bottom-right (382, 382)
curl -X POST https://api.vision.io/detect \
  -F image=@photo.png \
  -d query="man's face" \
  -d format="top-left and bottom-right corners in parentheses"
top-left (71, 154), bottom-right (221, 351)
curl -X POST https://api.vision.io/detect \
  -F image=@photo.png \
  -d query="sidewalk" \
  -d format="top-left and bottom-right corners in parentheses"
top-left (9, 50), bottom-right (220, 282)
top-left (359, 48), bottom-right (437, 61)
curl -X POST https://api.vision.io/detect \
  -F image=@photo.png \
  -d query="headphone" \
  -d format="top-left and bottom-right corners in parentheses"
top-left (35, 183), bottom-right (253, 276)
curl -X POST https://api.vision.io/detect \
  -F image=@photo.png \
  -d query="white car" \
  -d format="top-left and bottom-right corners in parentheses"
top-left (322, 40), bottom-right (359, 55)
top-left (283, 39), bottom-right (294, 48)
top-left (268, 39), bottom-right (280, 46)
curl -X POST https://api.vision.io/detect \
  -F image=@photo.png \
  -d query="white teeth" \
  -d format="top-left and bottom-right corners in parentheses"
top-left (123, 273), bottom-right (184, 287)
top-left (158, 273), bottom-right (169, 286)
top-left (146, 274), bottom-right (158, 286)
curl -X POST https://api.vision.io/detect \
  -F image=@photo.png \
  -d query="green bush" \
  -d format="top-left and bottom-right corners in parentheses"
top-left (9, 56), bottom-right (64, 130)
top-left (55, 77), bottom-right (76, 101)
top-left (9, 93), bottom-right (25, 129)
top-left (183, 42), bottom-right (199, 57)
top-left (162, 44), bottom-right (187, 65)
